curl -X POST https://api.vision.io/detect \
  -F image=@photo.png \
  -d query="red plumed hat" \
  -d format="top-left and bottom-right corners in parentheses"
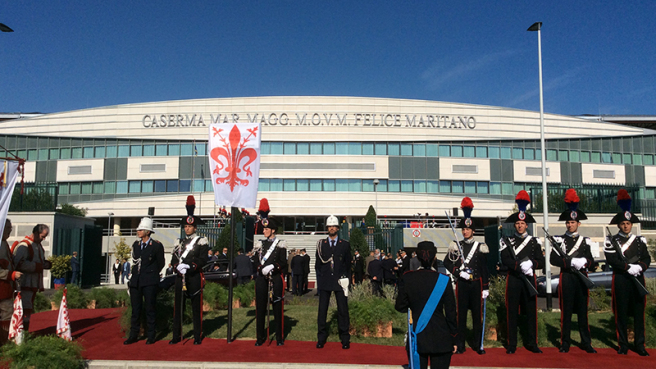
top-left (559, 189), bottom-right (587, 221)
top-left (458, 197), bottom-right (474, 229)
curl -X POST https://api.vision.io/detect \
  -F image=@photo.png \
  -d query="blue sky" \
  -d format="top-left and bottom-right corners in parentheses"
top-left (1, 1), bottom-right (655, 116)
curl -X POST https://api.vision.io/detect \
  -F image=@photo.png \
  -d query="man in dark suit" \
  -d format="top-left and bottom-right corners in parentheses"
top-left (315, 215), bottom-right (351, 349)
top-left (352, 250), bottom-right (365, 284)
top-left (382, 252), bottom-right (399, 286)
top-left (291, 250), bottom-right (304, 295)
top-left (124, 217), bottom-right (165, 345)
top-left (234, 249), bottom-right (253, 285)
top-left (367, 253), bottom-right (383, 296)
top-left (396, 241), bottom-right (457, 369)
top-left (71, 251), bottom-right (80, 285)
top-left (217, 247), bottom-right (228, 271)
top-left (302, 249), bottom-right (310, 294)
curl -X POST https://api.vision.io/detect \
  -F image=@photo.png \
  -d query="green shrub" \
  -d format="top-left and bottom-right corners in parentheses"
top-left (48, 255), bottom-right (72, 279)
top-left (343, 296), bottom-right (401, 335)
top-left (52, 284), bottom-right (89, 309)
top-left (349, 279), bottom-right (374, 302)
top-left (87, 287), bottom-right (119, 309)
top-left (645, 304), bottom-right (656, 348)
top-left (589, 286), bottom-right (611, 312)
top-left (484, 276), bottom-right (507, 343)
top-left (33, 292), bottom-right (51, 313)
top-left (116, 289), bottom-right (130, 306)
top-left (0, 334), bottom-right (84, 369)
top-left (381, 283), bottom-right (397, 304)
top-left (233, 280), bottom-right (255, 306)
top-left (203, 282), bottom-right (228, 309)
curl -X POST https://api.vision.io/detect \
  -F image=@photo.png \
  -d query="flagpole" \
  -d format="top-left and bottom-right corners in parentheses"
top-left (227, 207), bottom-right (236, 343)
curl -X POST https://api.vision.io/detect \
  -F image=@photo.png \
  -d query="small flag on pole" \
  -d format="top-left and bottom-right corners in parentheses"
top-left (56, 287), bottom-right (72, 341)
top-left (8, 292), bottom-right (23, 344)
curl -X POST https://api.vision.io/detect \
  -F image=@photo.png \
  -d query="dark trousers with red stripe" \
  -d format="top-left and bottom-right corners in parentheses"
top-left (505, 273), bottom-right (538, 350)
top-left (172, 277), bottom-right (203, 342)
top-left (558, 272), bottom-right (591, 349)
top-left (255, 273), bottom-right (285, 342)
top-left (455, 278), bottom-right (484, 351)
top-left (612, 273), bottom-right (646, 350)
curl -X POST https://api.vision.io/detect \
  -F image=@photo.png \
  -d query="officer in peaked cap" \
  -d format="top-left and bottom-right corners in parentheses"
top-left (169, 196), bottom-right (209, 345)
top-left (253, 216), bottom-right (288, 346)
top-left (604, 189), bottom-right (651, 356)
top-left (499, 190), bottom-right (545, 354)
top-left (443, 197), bottom-right (489, 355)
top-left (549, 189), bottom-right (597, 354)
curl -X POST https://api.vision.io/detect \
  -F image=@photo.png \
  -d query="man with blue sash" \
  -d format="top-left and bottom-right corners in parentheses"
top-left (396, 241), bottom-right (457, 369)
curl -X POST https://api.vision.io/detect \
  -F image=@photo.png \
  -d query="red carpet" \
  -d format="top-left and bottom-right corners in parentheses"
top-left (30, 309), bottom-right (653, 368)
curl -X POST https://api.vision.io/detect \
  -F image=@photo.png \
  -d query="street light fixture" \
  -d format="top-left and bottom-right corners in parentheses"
top-left (528, 21), bottom-right (553, 311)
top-left (0, 23), bottom-right (14, 32)
top-left (373, 179), bottom-right (380, 222)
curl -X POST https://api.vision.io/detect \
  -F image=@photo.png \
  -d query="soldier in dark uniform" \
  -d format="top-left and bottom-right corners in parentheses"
top-left (302, 249), bottom-right (310, 293)
top-left (352, 250), bottom-right (365, 284)
top-left (291, 250), bottom-right (304, 296)
top-left (169, 196), bottom-right (210, 345)
top-left (549, 189), bottom-right (597, 354)
top-left (443, 197), bottom-right (489, 355)
top-left (499, 190), bottom-right (545, 354)
top-left (396, 241), bottom-right (457, 369)
top-left (315, 215), bottom-right (351, 349)
top-left (253, 217), bottom-right (288, 346)
top-left (124, 217), bottom-right (165, 345)
top-left (604, 189), bottom-right (651, 356)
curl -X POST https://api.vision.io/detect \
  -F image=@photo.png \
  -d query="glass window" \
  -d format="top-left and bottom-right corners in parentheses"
top-left (205, 180), bottom-right (213, 192)
top-left (477, 181), bottom-right (489, 194)
top-left (258, 179), bottom-right (269, 192)
top-left (310, 143), bottom-right (322, 155)
top-left (501, 147), bottom-right (512, 159)
top-left (59, 183), bottom-right (69, 195)
top-left (514, 183), bottom-right (525, 194)
top-left (296, 179), bottom-right (309, 191)
top-left (580, 151), bottom-right (591, 162)
top-left (69, 183), bottom-right (81, 195)
top-left (260, 142), bottom-right (271, 155)
top-left (439, 145), bottom-right (450, 157)
top-left (388, 143), bottom-right (400, 156)
top-left (167, 180), bottom-right (179, 192)
top-left (490, 182), bottom-right (501, 195)
top-left (116, 181), bottom-right (128, 194)
top-left (451, 146), bottom-right (463, 157)
top-left (154, 180), bottom-right (166, 193)
top-left (194, 143), bottom-right (206, 156)
top-left (413, 144), bottom-right (425, 157)
top-left (488, 146), bottom-right (500, 159)
top-left (141, 181), bottom-right (154, 193)
top-left (464, 181), bottom-right (476, 193)
top-left (452, 181), bottom-right (464, 193)
top-left (323, 143), bottom-right (335, 155)
top-left (71, 148), bottom-right (82, 159)
top-left (388, 180), bottom-right (400, 192)
top-left (143, 145), bottom-right (155, 156)
top-left (646, 188), bottom-right (655, 199)
top-left (414, 180), bottom-right (426, 193)
top-left (375, 143), bottom-right (387, 155)
top-left (297, 143), bottom-right (309, 155)
top-left (284, 143), bottom-right (296, 155)
top-left (323, 179), bottom-right (335, 191)
top-left (524, 148), bottom-right (535, 161)
top-left (349, 179), bottom-right (362, 192)
top-left (439, 180), bottom-right (451, 193)
top-left (270, 179), bottom-right (283, 191)
top-left (129, 181), bottom-right (141, 193)
top-left (644, 154), bottom-right (654, 165)
top-left (608, 153), bottom-right (618, 163)
top-left (168, 144), bottom-right (180, 156)
top-left (427, 181), bottom-right (439, 193)
top-left (38, 149), bottom-right (48, 161)
top-left (535, 149), bottom-right (542, 160)
top-left (461, 146), bottom-right (474, 158)
top-left (401, 180), bottom-right (413, 192)
top-left (156, 144), bottom-right (168, 156)
top-left (512, 148), bottom-right (523, 160)
top-left (94, 146), bottom-right (105, 158)
top-left (93, 182), bottom-right (104, 194)
top-left (362, 143), bottom-right (374, 155)
top-left (558, 150), bottom-right (569, 161)
top-left (83, 147), bottom-right (94, 158)
top-left (475, 146), bottom-right (487, 158)
top-left (569, 150), bottom-right (580, 162)
top-left (362, 180), bottom-right (374, 192)
top-left (118, 145), bottom-right (130, 157)
top-left (104, 182), bottom-right (116, 194)
top-left (17, 150), bottom-right (27, 160)
top-left (180, 143), bottom-right (193, 156)
top-left (502, 183), bottom-right (514, 195)
top-left (427, 144), bottom-right (438, 157)
top-left (130, 145), bottom-right (142, 157)
top-left (336, 142), bottom-right (348, 155)
top-left (336, 179), bottom-right (349, 191)
top-left (193, 179), bottom-right (204, 192)
top-left (400, 143), bottom-right (412, 156)
top-left (270, 142), bottom-right (283, 155)
top-left (377, 179), bottom-right (388, 192)
top-left (546, 149), bottom-right (557, 161)
top-left (349, 143), bottom-right (362, 155)
top-left (623, 154), bottom-right (632, 164)
top-left (179, 180), bottom-right (191, 192)
top-left (591, 152), bottom-right (601, 163)
top-left (310, 179), bottom-right (322, 191)
top-left (105, 146), bottom-right (117, 158)
top-left (633, 154), bottom-right (643, 165)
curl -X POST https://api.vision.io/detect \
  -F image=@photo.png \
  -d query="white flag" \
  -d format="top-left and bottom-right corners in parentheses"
top-left (0, 160), bottom-right (20, 237)
top-left (56, 287), bottom-right (72, 341)
top-left (8, 292), bottom-right (23, 345)
top-left (208, 123), bottom-right (261, 208)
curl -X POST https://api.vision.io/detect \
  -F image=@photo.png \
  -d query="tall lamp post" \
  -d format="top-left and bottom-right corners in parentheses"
top-left (528, 22), bottom-right (552, 311)
top-left (373, 179), bottom-right (380, 221)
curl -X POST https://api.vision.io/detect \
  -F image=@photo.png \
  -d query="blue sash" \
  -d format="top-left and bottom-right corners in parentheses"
top-left (409, 273), bottom-right (449, 369)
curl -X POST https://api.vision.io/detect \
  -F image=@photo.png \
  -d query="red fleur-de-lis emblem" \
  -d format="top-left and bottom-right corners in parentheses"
top-left (210, 125), bottom-right (258, 191)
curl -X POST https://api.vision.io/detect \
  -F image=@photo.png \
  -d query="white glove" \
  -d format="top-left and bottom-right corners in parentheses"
top-left (570, 257), bottom-right (587, 270)
top-left (524, 268), bottom-right (534, 277)
top-left (262, 265), bottom-right (274, 276)
top-left (177, 263), bottom-right (190, 275)
top-left (520, 260), bottom-right (533, 274)
top-left (627, 264), bottom-right (643, 276)
top-left (459, 271), bottom-right (471, 280)
top-left (482, 290), bottom-right (489, 299)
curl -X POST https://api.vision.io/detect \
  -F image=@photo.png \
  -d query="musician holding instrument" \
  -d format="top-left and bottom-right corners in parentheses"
top-left (548, 189), bottom-right (597, 354)
top-left (499, 190), bottom-right (544, 354)
top-left (443, 197), bottom-right (489, 355)
top-left (604, 189), bottom-right (651, 356)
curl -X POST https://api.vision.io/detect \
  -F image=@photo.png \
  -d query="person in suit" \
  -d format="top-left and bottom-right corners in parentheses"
top-left (400, 249), bottom-right (410, 274)
top-left (395, 241), bottom-right (457, 369)
top-left (286, 248), bottom-right (295, 292)
top-left (121, 258), bottom-right (130, 284)
top-left (169, 196), bottom-right (209, 345)
top-left (368, 252), bottom-right (384, 296)
top-left (352, 250), bottom-right (365, 285)
top-left (302, 249), bottom-right (310, 294)
top-left (315, 215), bottom-right (351, 349)
top-left (234, 249), bottom-right (253, 285)
top-left (409, 252), bottom-right (421, 271)
top-left (112, 259), bottom-right (121, 284)
top-left (365, 251), bottom-right (375, 279)
top-left (70, 251), bottom-right (80, 285)
top-left (291, 250), bottom-right (304, 295)
top-left (217, 247), bottom-right (228, 271)
top-left (124, 217), bottom-right (165, 345)
top-left (382, 252), bottom-right (399, 286)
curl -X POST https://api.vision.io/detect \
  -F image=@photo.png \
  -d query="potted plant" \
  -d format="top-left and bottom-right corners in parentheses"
top-left (48, 255), bottom-right (72, 289)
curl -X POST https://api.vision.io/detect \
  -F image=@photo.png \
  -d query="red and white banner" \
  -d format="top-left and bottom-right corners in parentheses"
top-left (208, 123), bottom-right (261, 208)
top-left (56, 287), bottom-right (72, 341)
top-left (8, 291), bottom-right (23, 344)
top-left (0, 160), bottom-right (20, 237)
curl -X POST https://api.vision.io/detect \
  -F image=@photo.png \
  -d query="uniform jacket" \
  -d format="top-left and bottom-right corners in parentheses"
top-left (0, 240), bottom-right (18, 300)
top-left (352, 254), bottom-right (365, 274)
top-left (604, 233), bottom-right (651, 276)
top-left (551, 233), bottom-right (595, 274)
top-left (499, 234), bottom-right (545, 279)
top-left (367, 258), bottom-right (384, 281)
top-left (291, 254), bottom-right (305, 274)
top-left (171, 234), bottom-right (210, 294)
top-left (130, 238), bottom-right (165, 288)
top-left (12, 235), bottom-right (45, 292)
top-left (315, 237), bottom-right (351, 291)
top-left (253, 238), bottom-right (288, 277)
top-left (302, 253), bottom-right (310, 275)
top-left (443, 239), bottom-right (490, 289)
top-left (382, 258), bottom-right (398, 280)
top-left (395, 269), bottom-right (457, 354)
top-left (234, 253), bottom-right (253, 278)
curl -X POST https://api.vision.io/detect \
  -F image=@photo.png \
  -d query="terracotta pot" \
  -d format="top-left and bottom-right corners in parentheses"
top-left (351, 321), bottom-right (393, 338)
top-left (87, 300), bottom-right (96, 309)
top-left (203, 301), bottom-right (212, 312)
top-left (487, 327), bottom-right (497, 341)
top-left (232, 299), bottom-right (241, 309)
top-left (51, 301), bottom-right (57, 311)
top-left (249, 300), bottom-right (256, 307)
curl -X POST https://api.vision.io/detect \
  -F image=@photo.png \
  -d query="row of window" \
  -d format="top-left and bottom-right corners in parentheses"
top-left (16, 143), bottom-right (208, 161)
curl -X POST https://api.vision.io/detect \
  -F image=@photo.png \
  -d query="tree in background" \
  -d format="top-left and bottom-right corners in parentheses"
top-left (349, 227), bottom-right (369, 257)
top-left (365, 205), bottom-right (377, 227)
top-left (214, 208), bottom-right (243, 255)
top-left (113, 238), bottom-right (132, 261)
top-left (10, 187), bottom-right (54, 211)
top-left (58, 203), bottom-right (88, 217)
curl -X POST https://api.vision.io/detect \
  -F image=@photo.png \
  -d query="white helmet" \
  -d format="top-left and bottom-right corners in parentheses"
top-left (326, 215), bottom-right (340, 227)
top-left (137, 217), bottom-right (154, 233)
